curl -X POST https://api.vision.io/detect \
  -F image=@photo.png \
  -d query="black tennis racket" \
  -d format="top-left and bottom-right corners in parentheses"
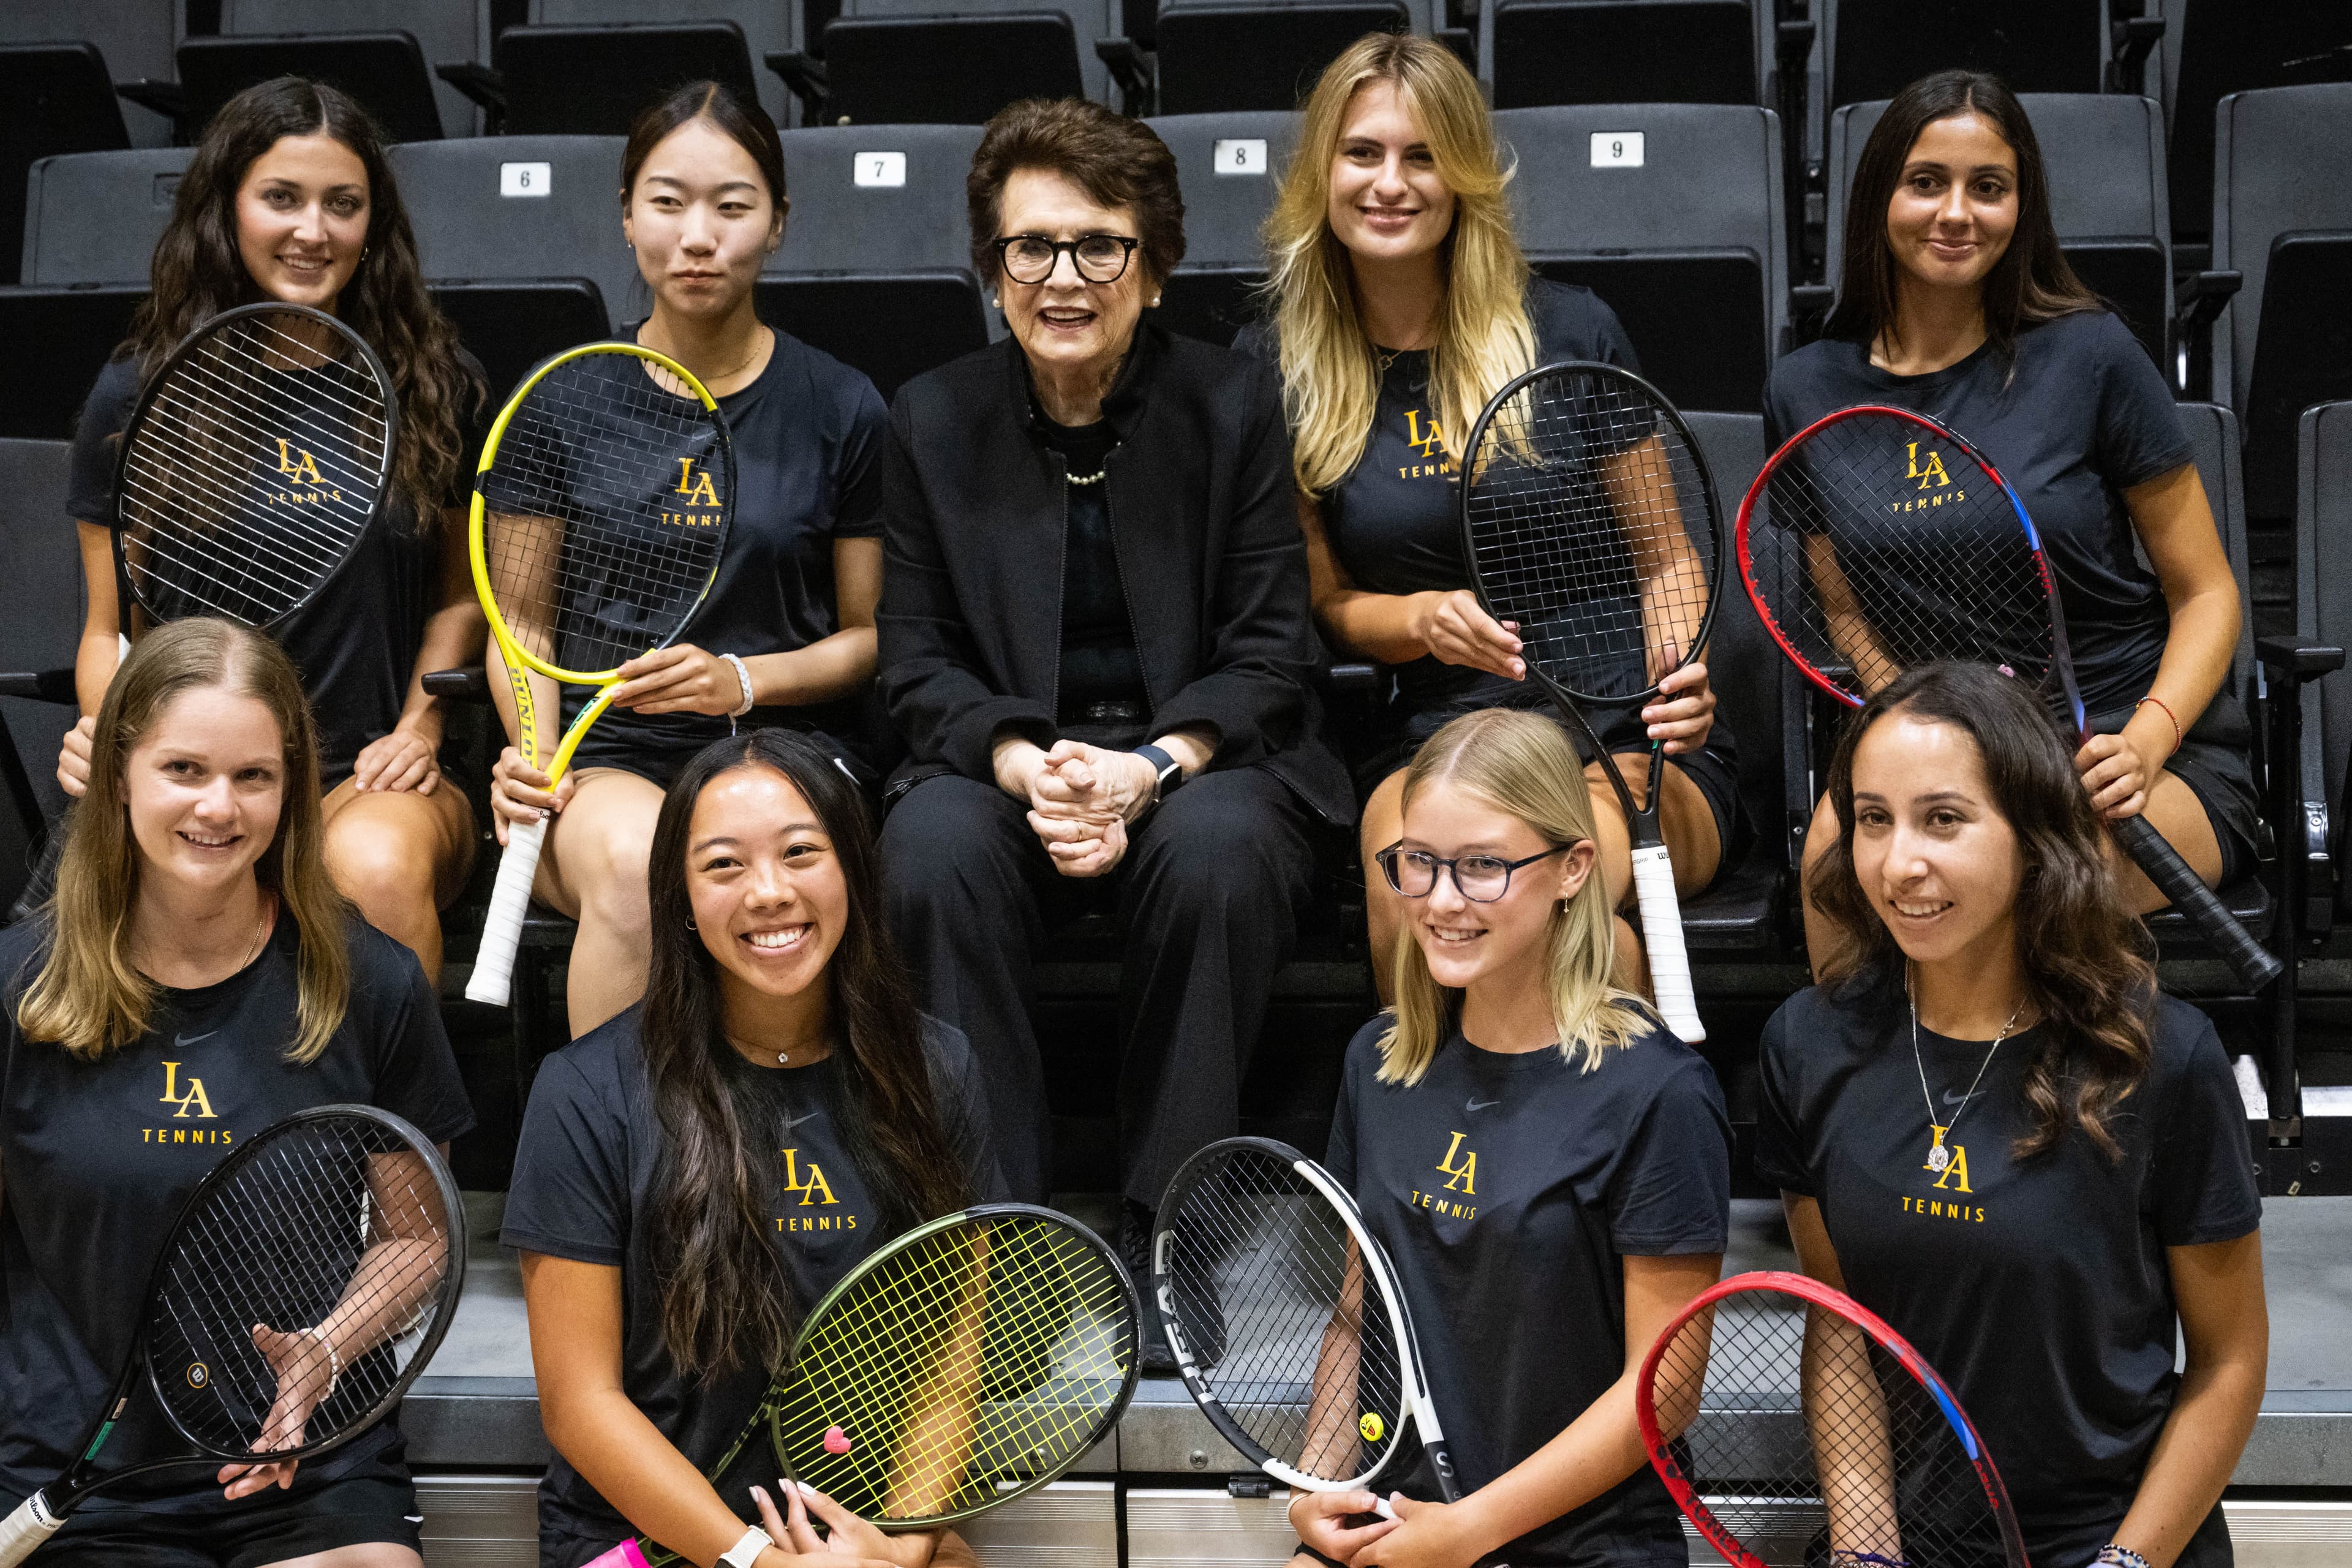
top-left (0, 1105), bottom-right (465, 1563)
top-left (1460, 361), bottom-right (1724, 1044)
top-left (112, 301), bottom-right (396, 632)
top-left (1151, 1137), bottom-right (1458, 1512)
top-left (1637, 1270), bottom-right (2029, 1568)
top-left (1735, 403), bottom-right (2280, 990)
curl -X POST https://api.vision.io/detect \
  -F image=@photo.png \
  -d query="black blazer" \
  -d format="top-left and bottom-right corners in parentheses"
top-left (877, 323), bottom-right (1354, 825)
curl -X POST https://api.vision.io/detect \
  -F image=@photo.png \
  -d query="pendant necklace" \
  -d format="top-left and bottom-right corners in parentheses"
top-left (1909, 974), bottom-right (2023, 1173)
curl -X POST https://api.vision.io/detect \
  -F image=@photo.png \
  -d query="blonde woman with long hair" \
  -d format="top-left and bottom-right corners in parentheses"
top-left (1, 618), bottom-right (472, 1567)
top-left (1293, 710), bottom-right (1727, 1568)
top-left (1240, 33), bottom-right (1739, 992)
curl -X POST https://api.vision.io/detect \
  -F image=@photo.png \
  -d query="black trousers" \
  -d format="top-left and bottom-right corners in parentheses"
top-left (880, 766), bottom-right (1321, 1206)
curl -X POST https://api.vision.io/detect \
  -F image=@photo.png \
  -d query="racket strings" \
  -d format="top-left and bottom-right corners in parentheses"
top-left (1464, 369), bottom-right (1716, 703)
top-left (1161, 1148), bottom-right (1405, 1483)
top-left (477, 354), bottom-right (728, 677)
top-left (145, 1115), bottom-right (457, 1460)
top-left (1652, 1291), bottom-right (2010, 1567)
top-left (118, 308), bottom-right (389, 626)
top-left (1747, 412), bottom-right (2054, 704)
top-left (771, 1213), bottom-right (1133, 1521)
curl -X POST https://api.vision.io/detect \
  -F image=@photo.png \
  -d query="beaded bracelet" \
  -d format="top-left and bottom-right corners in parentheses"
top-left (719, 652), bottom-right (756, 724)
top-left (2135, 695), bottom-right (2184, 755)
top-left (2095, 1545), bottom-right (2150, 1568)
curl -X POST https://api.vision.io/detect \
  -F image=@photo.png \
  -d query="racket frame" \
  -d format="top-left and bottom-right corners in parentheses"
top-left (108, 300), bottom-right (398, 633)
top-left (464, 341), bottom-right (733, 1006)
top-left (1634, 1268), bottom-right (2028, 1568)
top-left (0, 1106), bottom-right (465, 1547)
top-left (1150, 1136), bottom-right (1458, 1502)
top-left (1457, 359), bottom-right (1726, 1044)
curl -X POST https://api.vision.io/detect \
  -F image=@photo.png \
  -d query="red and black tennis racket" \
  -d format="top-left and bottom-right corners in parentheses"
top-left (1735, 403), bottom-right (2280, 990)
top-left (1636, 1270), bottom-right (2028, 1568)
top-left (1460, 361), bottom-right (1725, 1043)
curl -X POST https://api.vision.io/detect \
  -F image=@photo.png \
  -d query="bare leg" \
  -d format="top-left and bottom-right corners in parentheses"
top-left (260, 1546), bottom-right (423, 1568)
top-left (531, 766), bottom-right (669, 1036)
top-left (1800, 790), bottom-right (1849, 983)
top-left (320, 778), bottom-right (475, 989)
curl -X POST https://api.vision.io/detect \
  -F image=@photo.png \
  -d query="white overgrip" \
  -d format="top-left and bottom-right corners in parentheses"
top-left (464, 816), bottom-right (547, 1007)
top-left (1630, 843), bottom-right (1705, 1044)
top-left (0, 1489), bottom-right (65, 1566)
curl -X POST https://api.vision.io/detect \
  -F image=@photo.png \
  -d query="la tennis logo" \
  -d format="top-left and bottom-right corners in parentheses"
top-left (268, 439), bottom-right (344, 505)
top-left (1905, 442), bottom-right (1953, 490)
top-left (663, 458), bottom-right (723, 527)
top-left (158, 1061), bottom-right (217, 1118)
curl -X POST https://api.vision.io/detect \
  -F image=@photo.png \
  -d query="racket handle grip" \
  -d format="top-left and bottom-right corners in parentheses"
top-left (0, 1490), bottom-right (64, 1566)
top-left (465, 815), bottom-right (547, 1007)
top-left (2109, 813), bottom-right (2283, 990)
top-left (1630, 844), bottom-right (1706, 1044)
top-left (582, 1542), bottom-right (652, 1568)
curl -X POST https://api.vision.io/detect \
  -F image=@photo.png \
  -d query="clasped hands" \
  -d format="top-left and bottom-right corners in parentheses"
top-left (995, 737), bottom-right (1166, 879)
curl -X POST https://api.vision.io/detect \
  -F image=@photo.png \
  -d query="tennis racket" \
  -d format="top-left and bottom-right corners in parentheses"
top-left (111, 301), bottom-right (396, 633)
top-left (464, 342), bottom-right (733, 1006)
top-left (1151, 1137), bottom-right (1458, 1513)
top-left (1735, 403), bottom-right (2280, 990)
top-left (0, 1105), bottom-right (466, 1563)
top-left (593, 1204), bottom-right (1139, 1564)
top-left (1636, 1270), bottom-right (2027, 1568)
top-left (1460, 361), bottom-right (1724, 1044)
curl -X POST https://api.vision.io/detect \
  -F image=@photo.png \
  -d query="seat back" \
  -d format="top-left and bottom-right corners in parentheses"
top-left (1488, 0), bottom-right (1764, 112)
top-left (429, 279), bottom-right (612, 406)
top-left (1492, 103), bottom-right (1787, 413)
top-left (386, 136), bottom-right (638, 323)
top-left (842, 0), bottom-right (1120, 108)
top-left (2243, 234), bottom-right (2352, 526)
top-left (222, 0), bottom-right (489, 135)
top-left (1684, 410), bottom-right (1796, 860)
top-left (492, 22), bottom-right (764, 137)
top-left (175, 32), bottom-right (447, 142)
top-left (2174, 402), bottom-right (2256, 705)
top-left (21, 149), bottom-right (194, 287)
top-left (0, 286), bottom-right (146, 440)
top-left (1829, 94), bottom-right (2171, 369)
top-left (1144, 110), bottom-right (1297, 344)
top-left (2166, 1), bottom-right (2352, 244)
top-left (1825, 0), bottom-right (2105, 110)
top-left (0, 438), bottom-right (81, 907)
top-left (2296, 401), bottom-right (2352, 857)
top-left (815, 15), bottom-right (1087, 124)
top-left (1152, 1), bottom-right (1408, 116)
top-left (0, 1), bottom-right (175, 145)
top-left (533, 0), bottom-right (801, 126)
top-left (0, 44), bottom-right (130, 287)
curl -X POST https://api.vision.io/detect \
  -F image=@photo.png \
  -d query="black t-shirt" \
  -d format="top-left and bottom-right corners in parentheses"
top-left (1761, 311), bottom-right (2195, 714)
top-left (1323, 1014), bottom-right (1731, 1566)
top-left (559, 327), bottom-right (889, 767)
top-left (1036, 410), bottom-right (1147, 728)
top-left (500, 1006), bottom-right (1008, 1546)
top-left (1752, 978), bottom-right (2261, 1567)
top-left (0, 913), bottom-right (475, 1517)
top-left (68, 352), bottom-right (486, 789)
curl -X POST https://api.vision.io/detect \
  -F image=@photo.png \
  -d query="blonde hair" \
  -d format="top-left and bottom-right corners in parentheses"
top-left (1378, 709), bottom-right (1651, 1085)
top-left (16, 619), bottom-right (352, 1063)
top-left (1264, 32), bottom-right (1537, 495)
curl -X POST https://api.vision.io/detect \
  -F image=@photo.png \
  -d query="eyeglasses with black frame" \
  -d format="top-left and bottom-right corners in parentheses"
top-left (996, 233), bottom-right (1140, 285)
top-left (1375, 842), bottom-right (1577, 902)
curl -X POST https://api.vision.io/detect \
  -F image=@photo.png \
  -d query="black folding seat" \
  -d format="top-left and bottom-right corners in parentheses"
top-left (218, 0), bottom-right (489, 137)
top-left (121, 32), bottom-right (448, 143)
top-left (1487, 0), bottom-right (1768, 112)
top-left (0, 45), bottom-right (130, 287)
top-left (443, 21), bottom-right (764, 137)
top-left (529, 0), bottom-right (799, 126)
top-left (1143, 111), bottom-right (1298, 345)
top-left (0, 287), bottom-right (145, 440)
top-left (1148, 0), bottom-right (1409, 116)
top-left (778, 14), bottom-right (1088, 126)
top-left (2163, 1), bottom-right (2352, 247)
top-left (1823, 0), bottom-right (2107, 109)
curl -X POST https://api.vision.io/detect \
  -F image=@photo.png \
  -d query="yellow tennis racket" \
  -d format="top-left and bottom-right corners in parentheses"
top-left (464, 342), bottom-right (733, 1006)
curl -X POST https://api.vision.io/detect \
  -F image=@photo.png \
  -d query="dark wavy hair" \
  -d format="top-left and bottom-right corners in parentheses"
top-left (1806, 663), bottom-right (2155, 1161)
top-left (123, 77), bottom-right (480, 529)
top-left (968, 97), bottom-right (1186, 289)
top-left (642, 729), bottom-right (967, 1381)
top-left (1825, 69), bottom-right (2101, 366)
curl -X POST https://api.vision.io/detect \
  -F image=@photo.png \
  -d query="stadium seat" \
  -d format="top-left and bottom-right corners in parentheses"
top-left (1823, 0), bottom-right (2109, 110)
top-left (0, 45), bottom-right (131, 287)
top-left (429, 281), bottom-right (611, 406)
top-left (2209, 85), bottom-right (2352, 529)
top-left (529, 0), bottom-right (801, 128)
top-left (774, 13), bottom-right (1090, 127)
top-left (0, 439), bottom-right (78, 921)
top-left (122, 32), bottom-right (449, 144)
top-left (386, 135), bottom-right (637, 322)
top-left (219, 0), bottom-right (491, 138)
top-left (1145, 1), bottom-right (1411, 117)
top-left (442, 22), bottom-right (764, 137)
top-left (758, 124), bottom-right (994, 399)
top-left (0, 286), bottom-right (144, 441)
top-left (2162, 1), bottom-right (2352, 247)
top-left (1493, 103), bottom-right (1790, 413)
top-left (2296, 401), bottom-right (2352, 923)
top-left (0, 2), bottom-right (176, 148)
top-left (1485, 0), bottom-right (1770, 112)
top-left (1828, 94), bottom-right (2173, 371)
top-left (1143, 110), bottom-right (1298, 345)
top-left (20, 149), bottom-right (194, 288)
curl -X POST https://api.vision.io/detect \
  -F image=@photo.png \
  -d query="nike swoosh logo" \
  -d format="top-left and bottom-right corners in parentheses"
top-left (1466, 1098), bottom-right (1502, 1112)
top-left (175, 1031), bottom-right (217, 1048)
top-left (1942, 1090), bottom-right (1974, 1107)
top-left (785, 1110), bottom-right (822, 1132)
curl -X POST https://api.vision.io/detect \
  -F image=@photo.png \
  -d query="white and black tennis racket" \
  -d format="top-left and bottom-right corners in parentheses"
top-left (1151, 1137), bottom-right (1457, 1514)
top-left (1459, 361), bottom-right (1724, 1044)
top-left (0, 1104), bottom-right (465, 1562)
top-left (1736, 403), bottom-right (2280, 990)
top-left (112, 301), bottom-right (395, 632)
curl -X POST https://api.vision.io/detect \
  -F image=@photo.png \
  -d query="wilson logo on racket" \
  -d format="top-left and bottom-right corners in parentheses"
top-left (184, 1363), bottom-right (208, 1390)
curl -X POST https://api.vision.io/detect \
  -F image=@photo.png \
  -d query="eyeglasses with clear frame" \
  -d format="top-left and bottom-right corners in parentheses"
top-left (995, 233), bottom-right (1140, 285)
top-left (1374, 842), bottom-right (1576, 902)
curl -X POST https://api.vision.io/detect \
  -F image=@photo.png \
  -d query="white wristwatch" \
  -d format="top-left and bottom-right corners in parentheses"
top-left (718, 1524), bottom-right (774, 1567)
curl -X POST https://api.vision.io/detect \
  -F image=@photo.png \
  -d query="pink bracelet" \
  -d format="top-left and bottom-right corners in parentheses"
top-left (2135, 696), bottom-right (2183, 756)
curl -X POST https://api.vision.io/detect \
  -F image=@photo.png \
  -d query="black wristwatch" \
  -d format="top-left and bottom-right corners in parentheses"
top-left (1133, 743), bottom-right (1185, 812)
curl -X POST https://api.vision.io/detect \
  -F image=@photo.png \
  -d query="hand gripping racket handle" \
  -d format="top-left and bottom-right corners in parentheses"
top-left (0, 1489), bottom-right (66, 1567)
top-left (2108, 813), bottom-right (2282, 989)
top-left (1630, 844), bottom-right (1705, 1042)
top-left (466, 815), bottom-right (547, 1006)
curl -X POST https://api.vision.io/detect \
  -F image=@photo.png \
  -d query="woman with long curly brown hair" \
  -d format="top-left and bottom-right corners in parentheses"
top-left (56, 75), bottom-right (486, 986)
top-left (1757, 662), bottom-right (2266, 1568)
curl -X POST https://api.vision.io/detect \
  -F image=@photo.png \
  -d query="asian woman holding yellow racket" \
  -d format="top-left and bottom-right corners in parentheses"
top-left (481, 83), bottom-right (889, 1032)
top-left (503, 728), bottom-right (1006, 1567)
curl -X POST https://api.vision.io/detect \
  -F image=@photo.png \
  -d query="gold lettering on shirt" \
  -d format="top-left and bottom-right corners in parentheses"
top-left (781, 1148), bottom-right (839, 1207)
top-left (1434, 1130), bottom-right (1479, 1196)
top-left (1905, 442), bottom-right (1953, 491)
top-left (159, 1061), bottom-right (217, 1119)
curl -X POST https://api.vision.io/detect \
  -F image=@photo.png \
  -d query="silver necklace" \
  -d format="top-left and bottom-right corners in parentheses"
top-left (1909, 979), bottom-right (2024, 1173)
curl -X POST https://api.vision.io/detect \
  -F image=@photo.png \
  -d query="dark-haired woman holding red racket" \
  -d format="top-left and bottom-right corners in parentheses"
top-left (1767, 70), bottom-right (2254, 973)
top-left (1757, 662), bottom-right (2266, 1568)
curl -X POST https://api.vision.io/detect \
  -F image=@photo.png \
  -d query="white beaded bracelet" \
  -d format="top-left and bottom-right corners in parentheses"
top-left (719, 652), bottom-right (756, 719)
top-left (297, 1325), bottom-right (342, 1401)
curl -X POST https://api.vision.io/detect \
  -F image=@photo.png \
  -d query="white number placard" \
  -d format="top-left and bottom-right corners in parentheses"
top-left (1589, 132), bottom-right (1645, 168)
top-left (854, 152), bottom-right (907, 187)
top-left (1213, 138), bottom-right (1268, 176)
top-left (499, 161), bottom-right (552, 197)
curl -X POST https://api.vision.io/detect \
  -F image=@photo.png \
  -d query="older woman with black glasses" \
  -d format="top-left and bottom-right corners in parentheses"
top-left (876, 98), bottom-right (1351, 1280)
